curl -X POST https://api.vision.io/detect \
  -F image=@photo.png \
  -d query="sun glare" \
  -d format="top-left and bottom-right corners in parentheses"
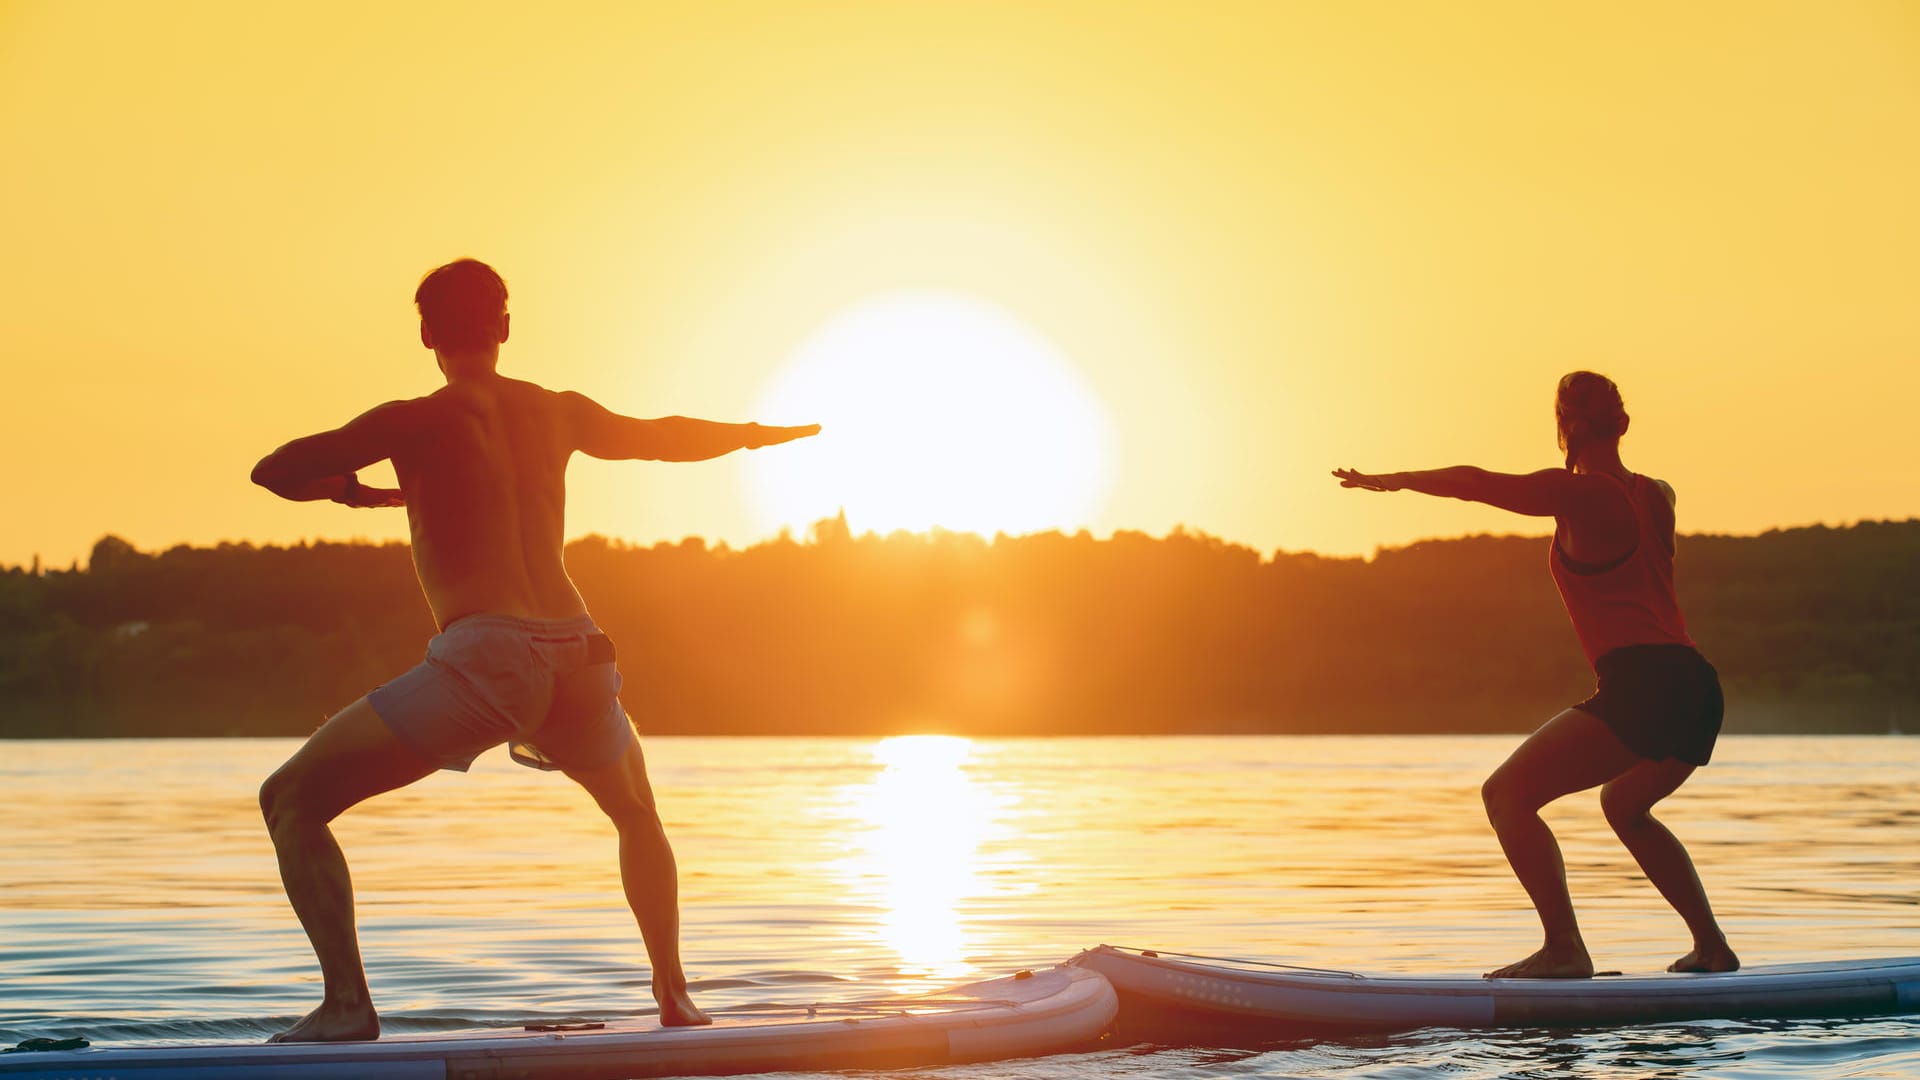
top-left (834, 735), bottom-right (1006, 983)
top-left (746, 292), bottom-right (1113, 538)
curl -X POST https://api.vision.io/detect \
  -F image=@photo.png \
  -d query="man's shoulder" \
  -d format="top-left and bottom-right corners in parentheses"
top-left (499, 374), bottom-right (562, 395)
top-left (495, 376), bottom-right (591, 416)
top-left (353, 394), bottom-right (436, 427)
top-left (417, 378), bottom-right (560, 409)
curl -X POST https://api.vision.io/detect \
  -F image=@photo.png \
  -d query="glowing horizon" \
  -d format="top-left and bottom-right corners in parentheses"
top-left (20, 505), bottom-right (1920, 576)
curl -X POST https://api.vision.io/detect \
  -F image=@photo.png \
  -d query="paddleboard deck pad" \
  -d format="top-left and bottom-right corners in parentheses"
top-left (0, 965), bottom-right (1115, 1080)
top-left (1072, 945), bottom-right (1920, 1034)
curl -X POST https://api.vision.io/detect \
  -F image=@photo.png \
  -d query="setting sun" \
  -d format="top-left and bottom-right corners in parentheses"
top-left (745, 292), bottom-right (1113, 537)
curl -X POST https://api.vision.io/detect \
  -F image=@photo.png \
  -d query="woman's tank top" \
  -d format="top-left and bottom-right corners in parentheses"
top-left (1548, 472), bottom-right (1695, 667)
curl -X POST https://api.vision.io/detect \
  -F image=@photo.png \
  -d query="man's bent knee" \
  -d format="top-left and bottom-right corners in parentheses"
top-left (260, 772), bottom-right (296, 838)
top-left (605, 796), bottom-right (663, 837)
top-left (259, 765), bottom-right (334, 837)
top-left (259, 769), bottom-right (306, 835)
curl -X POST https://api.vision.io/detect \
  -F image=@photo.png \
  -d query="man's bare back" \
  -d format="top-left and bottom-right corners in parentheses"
top-left (255, 373), bottom-right (815, 630)
top-left (389, 377), bottom-right (587, 627)
top-left (249, 259), bottom-right (817, 1042)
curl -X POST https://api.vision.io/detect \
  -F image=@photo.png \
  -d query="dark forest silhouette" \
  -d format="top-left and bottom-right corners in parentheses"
top-left (2, 518), bottom-right (1914, 737)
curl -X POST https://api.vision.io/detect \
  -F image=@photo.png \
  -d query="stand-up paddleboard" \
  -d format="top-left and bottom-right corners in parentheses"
top-left (1072, 946), bottom-right (1920, 1034)
top-left (0, 966), bottom-right (1115, 1080)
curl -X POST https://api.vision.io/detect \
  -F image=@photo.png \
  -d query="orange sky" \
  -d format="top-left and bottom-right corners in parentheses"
top-left (2, 1), bottom-right (1915, 569)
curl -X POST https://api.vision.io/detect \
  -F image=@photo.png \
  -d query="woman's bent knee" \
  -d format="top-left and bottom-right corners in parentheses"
top-left (1483, 770), bottom-right (1556, 828)
top-left (1601, 785), bottom-right (1650, 831)
top-left (1481, 775), bottom-right (1518, 825)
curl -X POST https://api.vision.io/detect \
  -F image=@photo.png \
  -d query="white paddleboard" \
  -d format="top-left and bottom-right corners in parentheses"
top-left (0, 965), bottom-right (1115, 1080)
top-left (1073, 946), bottom-right (1920, 1033)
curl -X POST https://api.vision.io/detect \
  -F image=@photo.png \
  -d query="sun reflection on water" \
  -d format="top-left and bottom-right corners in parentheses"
top-left (834, 735), bottom-right (1008, 984)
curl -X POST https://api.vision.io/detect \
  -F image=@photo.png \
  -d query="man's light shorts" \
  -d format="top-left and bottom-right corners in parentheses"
top-left (368, 613), bottom-right (632, 772)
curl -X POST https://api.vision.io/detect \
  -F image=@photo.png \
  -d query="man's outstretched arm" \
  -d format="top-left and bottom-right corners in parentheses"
top-left (565, 392), bottom-right (819, 462)
top-left (251, 401), bottom-right (413, 507)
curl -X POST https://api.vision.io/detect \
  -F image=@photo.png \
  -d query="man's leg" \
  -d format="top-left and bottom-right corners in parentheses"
top-left (1480, 708), bottom-right (1644, 978)
top-left (1600, 759), bottom-right (1740, 972)
top-left (561, 732), bottom-right (711, 1027)
top-left (259, 697), bottom-right (438, 1042)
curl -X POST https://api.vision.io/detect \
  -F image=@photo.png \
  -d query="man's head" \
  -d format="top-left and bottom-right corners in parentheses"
top-left (415, 259), bottom-right (509, 355)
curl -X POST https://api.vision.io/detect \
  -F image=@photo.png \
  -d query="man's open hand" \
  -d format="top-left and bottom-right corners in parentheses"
top-left (751, 423), bottom-right (822, 449)
top-left (340, 484), bottom-right (405, 508)
top-left (1332, 468), bottom-right (1401, 492)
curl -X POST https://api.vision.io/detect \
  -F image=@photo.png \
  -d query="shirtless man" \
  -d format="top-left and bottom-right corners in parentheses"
top-left (251, 258), bottom-right (818, 1042)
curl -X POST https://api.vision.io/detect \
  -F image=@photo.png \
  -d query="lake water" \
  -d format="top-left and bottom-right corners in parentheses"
top-left (3, 735), bottom-right (1917, 1077)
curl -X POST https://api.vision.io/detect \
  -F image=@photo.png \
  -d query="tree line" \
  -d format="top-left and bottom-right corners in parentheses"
top-left (1, 518), bottom-right (1914, 738)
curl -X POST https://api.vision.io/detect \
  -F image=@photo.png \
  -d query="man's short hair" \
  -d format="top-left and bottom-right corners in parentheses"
top-left (415, 259), bottom-right (508, 350)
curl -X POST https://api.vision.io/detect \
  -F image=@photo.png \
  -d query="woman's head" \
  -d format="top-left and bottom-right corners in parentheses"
top-left (1556, 371), bottom-right (1629, 468)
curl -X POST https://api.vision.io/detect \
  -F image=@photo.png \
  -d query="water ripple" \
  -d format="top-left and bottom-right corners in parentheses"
top-left (3, 735), bottom-right (1918, 1079)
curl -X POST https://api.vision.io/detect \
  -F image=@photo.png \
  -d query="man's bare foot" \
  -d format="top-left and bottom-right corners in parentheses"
top-left (1485, 944), bottom-right (1595, 979)
top-left (1669, 944), bottom-right (1740, 973)
top-left (655, 983), bottom-right (713, 1027)
top-left (267, 1001), bottom-right (380, 1043)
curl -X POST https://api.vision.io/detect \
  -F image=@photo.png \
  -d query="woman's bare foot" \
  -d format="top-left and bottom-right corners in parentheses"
top-left (1485, 943), bottom-right (1596, 979)
top-left (655, 983), bottom-right (713, 1027)
top-left (268, 1000), bottom-right (380, 1043)
top-left (1669, 942), bottom-right (1740, 973)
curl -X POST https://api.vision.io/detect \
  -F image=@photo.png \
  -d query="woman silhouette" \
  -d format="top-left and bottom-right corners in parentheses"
top-left (1335, 371), bottom-right (1738, 978)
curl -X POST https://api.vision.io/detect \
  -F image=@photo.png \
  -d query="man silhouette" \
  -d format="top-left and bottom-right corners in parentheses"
top-left (251, 258), bottom-right (818, 1041)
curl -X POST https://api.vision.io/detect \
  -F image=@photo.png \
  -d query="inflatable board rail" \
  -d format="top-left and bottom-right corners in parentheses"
top-left (1072, 945), bottom-right (1920, 1034)
top-left (0, 965), bottom-right (1116, 1080)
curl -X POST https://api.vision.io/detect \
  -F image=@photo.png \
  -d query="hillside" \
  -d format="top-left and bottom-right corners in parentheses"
top-left (1, 520), bottom-right (1913, 736)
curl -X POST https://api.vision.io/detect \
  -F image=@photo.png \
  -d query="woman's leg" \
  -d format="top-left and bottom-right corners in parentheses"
top-left (1600, 760), bottom-right (1739, 972)
top-left (1480, 708), bottom-right (1643, 978)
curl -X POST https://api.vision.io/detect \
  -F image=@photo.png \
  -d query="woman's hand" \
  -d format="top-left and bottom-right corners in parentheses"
top-left (1332, 468), bottom-right (1402, 492)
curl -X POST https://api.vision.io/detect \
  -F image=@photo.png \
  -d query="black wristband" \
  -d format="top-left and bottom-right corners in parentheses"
top-left (338, 474), bottom-right (361, 503)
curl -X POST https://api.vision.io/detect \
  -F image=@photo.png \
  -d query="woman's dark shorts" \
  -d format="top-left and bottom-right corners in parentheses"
top-left (1573, 643), bottom-right (1723, 766)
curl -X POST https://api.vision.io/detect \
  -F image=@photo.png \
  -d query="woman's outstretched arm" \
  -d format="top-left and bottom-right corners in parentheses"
top-left (1332, 466), bottom-right (1583, 518)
